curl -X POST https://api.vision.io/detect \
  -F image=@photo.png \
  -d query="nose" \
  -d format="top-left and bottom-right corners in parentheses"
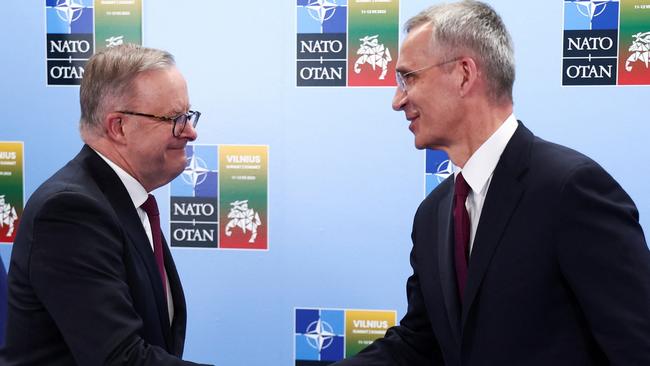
top-left (180, 121), bottom-right (198, 141)
top-left (392, 87), bottom-right (407, 111)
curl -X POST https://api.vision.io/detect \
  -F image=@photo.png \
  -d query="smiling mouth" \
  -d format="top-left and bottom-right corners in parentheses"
top-left (407, 115), bottom-right (418, 132)
top-left (406, 112), bottom-right (418, 121)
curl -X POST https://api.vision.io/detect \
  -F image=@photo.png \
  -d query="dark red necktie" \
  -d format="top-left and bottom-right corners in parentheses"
top-left (453, 173), bottom-right (471, 302)
top-left (141, 194), bottom-right (167, 301)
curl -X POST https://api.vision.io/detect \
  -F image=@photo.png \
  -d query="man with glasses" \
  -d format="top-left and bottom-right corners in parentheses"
top-left (334, 1), bottom-right (650, 365)
top-left (1, 45), bottom-right (211, 365)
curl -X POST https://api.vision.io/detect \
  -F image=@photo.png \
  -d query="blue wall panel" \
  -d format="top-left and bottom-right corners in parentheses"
top-left (1, 1), bottom-right (648, 365)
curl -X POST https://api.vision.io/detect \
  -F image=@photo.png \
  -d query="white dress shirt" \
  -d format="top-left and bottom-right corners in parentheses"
top-left (94, 149), bottom-right (174, 324)
top-left (454, 114), bottom-right (518, 255)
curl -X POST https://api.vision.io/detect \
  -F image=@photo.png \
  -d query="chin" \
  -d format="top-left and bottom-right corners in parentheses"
top-left (413, 138), bottom-right (427, 150)
top-left (172, 162), bottom-right (186, 178)
top-left (163, 158), bottom-right (186, 181)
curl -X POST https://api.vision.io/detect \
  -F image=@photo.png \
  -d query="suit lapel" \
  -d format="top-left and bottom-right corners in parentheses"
top-left (162, 235), bottom-right (186, 356)
top-left (435, 182), bottom-right (462, 345)
top-left (81, 146), bottom-right (173, 350)
top-left (461, 124), bottom-right (533, 328)
top-left (114, 199), bottom-right (173, 350)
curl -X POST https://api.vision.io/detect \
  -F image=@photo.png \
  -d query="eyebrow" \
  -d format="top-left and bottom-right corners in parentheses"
top-left (169, 104), bottom-right (192, 116)
top-left (396, 64), bottom-right (418, 74)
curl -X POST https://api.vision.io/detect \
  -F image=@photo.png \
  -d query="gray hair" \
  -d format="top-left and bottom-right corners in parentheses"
top-left (405, 0), bottom-right (514, 103)
top-left (79, 44), bottom-right (176, 133)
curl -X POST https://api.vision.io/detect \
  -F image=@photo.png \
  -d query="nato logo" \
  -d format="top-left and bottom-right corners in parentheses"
top-left (562, 0), bottom-right (619, 85)
top-left (46, 0), bottom-right (94, 86)
top-left (297, 0), bottom-right (348, 87)
top-left (563, 0), bottom-right (619, 31)
top-left (297, 0), bottom-right (347, 34)
top-left (170, 145), bottom-right (219, 248)
top-left (425, 149), bottom-right (453, 195)
top-left (46, 0), bottom-right (94, 34)
top-left (295, 308), bottom-right (345, 365)
top-left (172, 145), bottom-right (218, 198)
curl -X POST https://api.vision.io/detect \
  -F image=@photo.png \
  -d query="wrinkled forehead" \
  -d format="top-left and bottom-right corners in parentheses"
top-left (128, 67), bottom-right (189, 112)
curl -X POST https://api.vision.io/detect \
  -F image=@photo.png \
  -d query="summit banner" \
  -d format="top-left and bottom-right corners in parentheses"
top-left (95, 0), bottom-right (143, 52)
top-left (294, 308), bottom-right (396, 365)
top-left (347, 0), bottom-right (399, 87)
top-left (618, 1), bottom-right (650, 85)
top-left (169, 144), bottom-right (269, 250)
top-left (296, 0), bottom-right (399, 87)
top-left (45, 0), bottom-right (143, 86)
top-left (562, 0), bottom-right (650, 86)
top-left (219, 145), bottom-right (269, 250)
top-left (0, 142), bottom-right (23, 244)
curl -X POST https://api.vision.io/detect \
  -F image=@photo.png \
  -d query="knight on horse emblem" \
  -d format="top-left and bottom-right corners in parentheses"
top-left (354, 34), bottom-right (392, 80)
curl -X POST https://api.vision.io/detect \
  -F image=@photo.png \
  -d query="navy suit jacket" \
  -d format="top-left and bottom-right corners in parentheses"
top-left (335, 123), bottom-right (650, 365)
top-left (1, 145), bottom-right (211, 365)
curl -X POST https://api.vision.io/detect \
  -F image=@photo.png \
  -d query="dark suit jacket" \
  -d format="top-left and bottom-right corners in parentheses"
top-left (335, 123), bottom-right (650, 365)
top-left (0, 145), bottom-right (211, 365)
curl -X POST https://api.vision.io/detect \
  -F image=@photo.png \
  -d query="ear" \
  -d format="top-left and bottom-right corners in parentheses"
top-left (104, 112), bottom-right (127, 144)
top-left (457, 56), bottom-right (479, 97)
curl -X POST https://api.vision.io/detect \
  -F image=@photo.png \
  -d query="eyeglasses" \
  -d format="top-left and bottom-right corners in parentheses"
top-left (118, 110), bottom-right (201, 137)
top-left (396, 58), bottom-right (461, 91)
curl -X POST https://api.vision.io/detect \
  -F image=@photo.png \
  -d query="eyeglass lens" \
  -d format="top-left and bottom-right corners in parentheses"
top-left (172, 112), bottom-right (199, 137)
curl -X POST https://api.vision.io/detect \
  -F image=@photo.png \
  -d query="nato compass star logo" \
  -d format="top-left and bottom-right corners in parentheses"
top-left (46, 0), bottom-right (93, 34)
top-left (306, 0), bottom-right (339, 26)
top-left (54, 0), bottom-right (85, 32)
top-left (295, 308), bottom-right (345, 363)
top-left (426, 150), bottom-right (454, 195)
top-left (305, 319), bottom-right (336, 351)
top-left (170, 145), bottom-right (218, 198)
top-left (434, 159), bottom-right (454, 183)
top-left (573, 0), bottom-right (613, 21)
top-left (564, 0), bottom-right (619, 30)
top-left (297, 0), bottom-right (347, 34)
top-left (182, 154), bottom-right (209, 187)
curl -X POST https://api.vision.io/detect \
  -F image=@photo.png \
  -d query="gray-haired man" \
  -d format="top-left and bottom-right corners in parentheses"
top-left (2, 44), bottom-right (212, 365)
top-left (335, 1), bottom-right (650, 365)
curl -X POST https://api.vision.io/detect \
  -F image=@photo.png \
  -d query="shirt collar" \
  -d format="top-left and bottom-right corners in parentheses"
top-left (93, 149), bottom-right (149, 209)
top-left (455, 114), bottom-right (518, 194)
